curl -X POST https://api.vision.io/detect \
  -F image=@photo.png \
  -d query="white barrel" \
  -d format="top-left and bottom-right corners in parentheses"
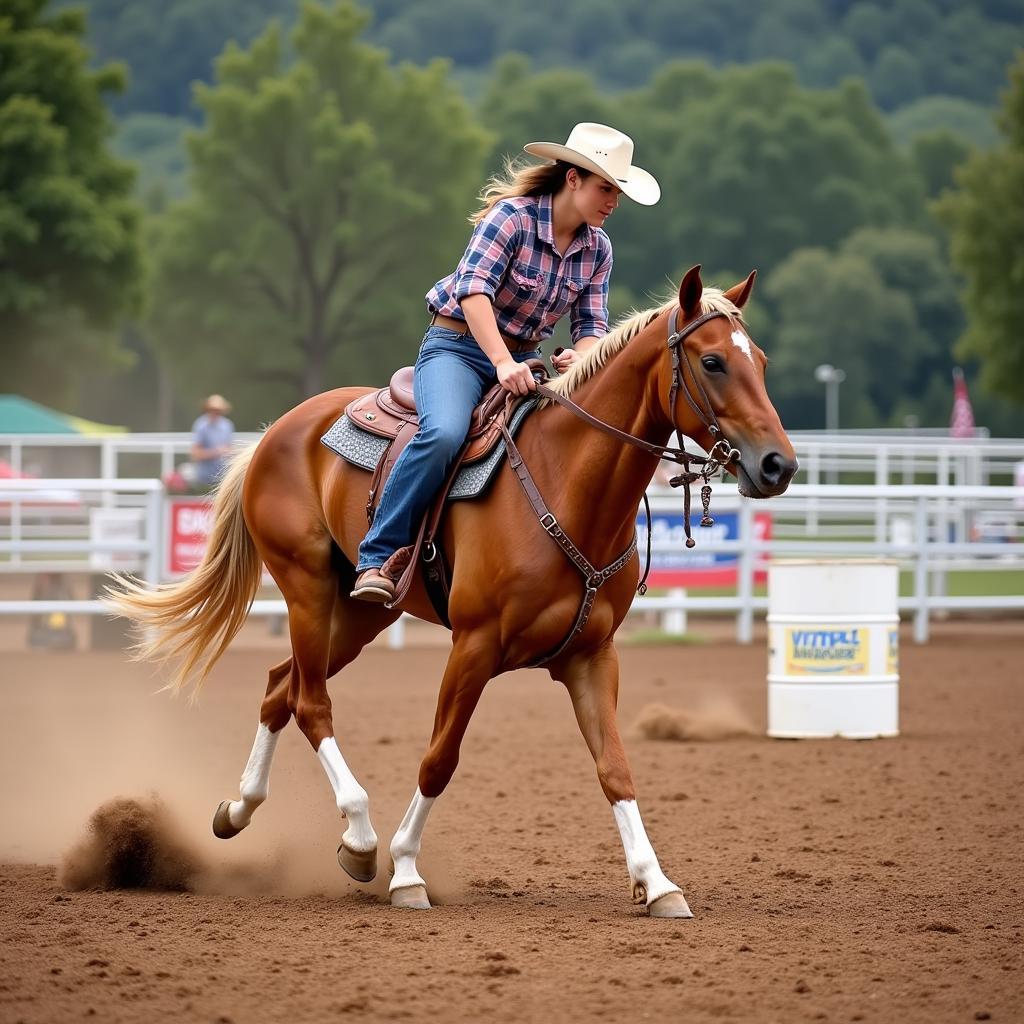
top-left (767, 560), bottom-right (899, 739)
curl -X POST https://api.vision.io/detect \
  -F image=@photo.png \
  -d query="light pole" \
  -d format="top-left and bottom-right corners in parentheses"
top-left (814, 363), bottom-right (846, 433)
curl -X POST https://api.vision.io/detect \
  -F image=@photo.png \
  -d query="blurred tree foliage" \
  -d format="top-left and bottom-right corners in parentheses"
top-left (36, 0), bottom-right (1024, 429)
top-left (936, 52), bottom-right (1024, 405)
top-left (74, 0), bottom-right (1024, 119)
top-left (481, 61), bottom-right (932, 380)
top-left (145, 1), bottom-right (489, 423)
top-left (763, 227), bottom-right (962, 428)
top-left (112, 114), bottom-right (191, 208)
top-left (67, 0), bottom-right (286, 119)
top-left (0, 0), bottom-right (141, 406)
top-left (887, 95), bottom-right (999, 150)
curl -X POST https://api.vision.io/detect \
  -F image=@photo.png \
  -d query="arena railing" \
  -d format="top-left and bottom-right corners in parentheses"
top-left (4, 432), bottom-right (1024, 488)
top-left (0, 476), bottom-right (1021, 647)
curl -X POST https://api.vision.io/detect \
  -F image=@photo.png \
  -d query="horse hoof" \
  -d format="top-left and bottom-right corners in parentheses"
top-left (648, 891), bottom-right (693, 919)
top-left (391, 884), bottom-right (431, 910)
top-left (337, 841), bottom-right (377, 883)
top-left (212, 800), bottom-right (245, 840)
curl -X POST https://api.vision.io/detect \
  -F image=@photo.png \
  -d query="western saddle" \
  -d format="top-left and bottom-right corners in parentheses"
top-left (343, 362), bottom-right (546, 622)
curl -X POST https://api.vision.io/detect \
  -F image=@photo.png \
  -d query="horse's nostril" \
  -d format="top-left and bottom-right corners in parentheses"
top-left (759, 451), bottom-right (794, 488)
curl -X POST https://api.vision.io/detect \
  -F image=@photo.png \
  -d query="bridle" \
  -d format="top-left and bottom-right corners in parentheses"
top-left (499, 305), bottom-right (744, 665)
top-left (534, 305), bottom-right (742, 551)
top-left (663, 307), bottom-right (742, 535)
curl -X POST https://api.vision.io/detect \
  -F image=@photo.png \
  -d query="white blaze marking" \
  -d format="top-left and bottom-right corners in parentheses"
top-left (731, 329), bottom-right (754, 364)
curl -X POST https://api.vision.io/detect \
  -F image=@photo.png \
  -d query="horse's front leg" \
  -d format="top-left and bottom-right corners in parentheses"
top-left (389, 628), bottom-right (498, 909)
top-left (555, 643), bottom-right (692, 918)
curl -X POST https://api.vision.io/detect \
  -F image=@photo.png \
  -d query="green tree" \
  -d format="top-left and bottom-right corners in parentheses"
top-left (72, 0), bottom-right (292, 117)
top-left (477, 55), bottom-right (617, 169)
top-left (113, 113), bottom-right (191, 205)
top-left (0, 0), bottom-right (142, 406)
top-left (617, 65), bottom-right (928, 295)
top-left (147, 1), bottom-right (489, 424)
top-left (749, 0), bottom-right (827, 66)
top-left (910, 130), bottom-right (972, 198)
top-left (870, 46), bottom-right (925, 110)
top-left (841, 227), bottom-right (961, 362)
top-left (480, 59), bottom-right (932, 318)
top-left (762, 225), bottom-right (965, 428)
top-left (763, 247), bottom-right (923, 428)
top-left (888, 96), bottom-right (999, 150)
top-left (842, 3), bottom-right (889, 59)
top-left (802, 34), bottom-right (866, 89)
top-left (76, 0), bottom-right (1024, 121)
top-left (936, 52), bottom-right (1024, 404)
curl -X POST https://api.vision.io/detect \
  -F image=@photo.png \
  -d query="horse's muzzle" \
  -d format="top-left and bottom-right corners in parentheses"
top-left (759, 450), bottom-right (799, 492)
top-left (737, 450), bottom-right (799, 498)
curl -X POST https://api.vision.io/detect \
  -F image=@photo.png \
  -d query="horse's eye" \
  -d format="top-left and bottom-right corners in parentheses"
top-left (701, 355), bottom-right (725, 374)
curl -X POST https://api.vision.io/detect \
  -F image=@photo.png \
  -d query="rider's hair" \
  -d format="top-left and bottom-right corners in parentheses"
top-left (470, 158), bottom-right (592, 224)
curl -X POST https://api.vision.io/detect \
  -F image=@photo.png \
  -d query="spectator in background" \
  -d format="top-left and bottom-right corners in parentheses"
top-left (190, 394), bottom-right (234, 488)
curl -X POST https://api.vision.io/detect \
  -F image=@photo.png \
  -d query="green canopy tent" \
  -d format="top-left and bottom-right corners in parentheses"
top-left (0, 395), bottom-right (125, 434)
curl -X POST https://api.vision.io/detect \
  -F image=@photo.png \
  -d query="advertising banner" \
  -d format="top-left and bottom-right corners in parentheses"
top-left (635, 510), bottom-right (771, 587)
top-left (166, 497), bottom-right (213, 576)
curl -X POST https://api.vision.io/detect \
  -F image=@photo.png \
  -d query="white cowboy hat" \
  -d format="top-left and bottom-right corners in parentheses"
top-left (203, 394), bottom-right (232, 413)
top-left (524, 122), bottom-right (661, 206)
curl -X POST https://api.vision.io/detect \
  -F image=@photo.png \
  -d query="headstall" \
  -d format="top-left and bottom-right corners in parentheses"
top-left (499, 305), bottom-right (744, 666)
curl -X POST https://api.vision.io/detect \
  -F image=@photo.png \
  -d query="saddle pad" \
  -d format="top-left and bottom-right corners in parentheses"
top-left (320, 398), bottom-right (539, 501)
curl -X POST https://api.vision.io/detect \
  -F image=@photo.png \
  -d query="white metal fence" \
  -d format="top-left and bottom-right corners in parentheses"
top-left (4, 431), bottom-right (1024, 488)
top-left (1, 473), bottom-right (1021, 645)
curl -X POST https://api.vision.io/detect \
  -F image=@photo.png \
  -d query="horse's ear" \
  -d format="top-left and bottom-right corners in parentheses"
top-left (678, 265), bottom-right (703, 321)
top-left (724, 269), bottom-right (757, 309)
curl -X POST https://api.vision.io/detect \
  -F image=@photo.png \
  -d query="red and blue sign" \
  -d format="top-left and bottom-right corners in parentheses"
top-left (635, 510), bottom-right (771, 587)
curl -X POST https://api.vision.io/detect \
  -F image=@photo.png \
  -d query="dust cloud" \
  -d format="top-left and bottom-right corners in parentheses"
top-left (59, 796), bottom-right (199, 891)
top-left (632, 699), bottom-right (755, 741)
top-left (56, 794), bottom-right (389, 899)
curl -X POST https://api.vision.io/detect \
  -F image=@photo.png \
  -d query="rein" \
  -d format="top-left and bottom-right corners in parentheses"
top-left (535, 306), bottom-right (742, 550)
top-left (501, 306), bottom-right (743, 665)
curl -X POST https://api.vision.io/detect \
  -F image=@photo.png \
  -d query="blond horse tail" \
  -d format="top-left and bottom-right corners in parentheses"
top-left (106, 443), bottom-right (261, 699)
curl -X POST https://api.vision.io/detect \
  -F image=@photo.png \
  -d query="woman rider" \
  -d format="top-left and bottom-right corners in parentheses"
top-left (351, 122), bottom-right (660, 602)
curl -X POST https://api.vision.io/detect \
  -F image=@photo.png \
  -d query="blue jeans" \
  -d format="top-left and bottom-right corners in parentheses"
top-left (355, 325), bottom-right (541, 571)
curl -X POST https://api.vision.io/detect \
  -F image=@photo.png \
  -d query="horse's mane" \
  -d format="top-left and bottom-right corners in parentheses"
top-left (542, 287), bottom-right (743, 402)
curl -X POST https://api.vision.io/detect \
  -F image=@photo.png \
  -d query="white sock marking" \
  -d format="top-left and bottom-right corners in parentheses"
top-left (317, 737), bottom-right (377, 853)
top-left (612, 799), bottom-right (681, 904)
top-left (389, 789), bottom-right (435, 893)
top-left (227, 722), bottom-right (279, 829)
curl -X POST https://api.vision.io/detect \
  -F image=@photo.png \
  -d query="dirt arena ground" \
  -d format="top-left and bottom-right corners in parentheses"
top-left (1, 623), bottom-right (1021, 1024)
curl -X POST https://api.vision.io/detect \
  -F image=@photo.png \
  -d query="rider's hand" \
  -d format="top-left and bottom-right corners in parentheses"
top-left (496, 358), bottom-right (537, 396)
top-left (551, 347), bottom-right (581, 375)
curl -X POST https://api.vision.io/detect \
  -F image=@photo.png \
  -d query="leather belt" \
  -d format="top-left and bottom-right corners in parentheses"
top-left (429, 312), bottom-right (539, 353)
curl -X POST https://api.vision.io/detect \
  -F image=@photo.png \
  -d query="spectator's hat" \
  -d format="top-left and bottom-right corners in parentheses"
top-left (524, 122), bottom-right (660, 206)
top-left (203, 394), bottom-right (232, 413)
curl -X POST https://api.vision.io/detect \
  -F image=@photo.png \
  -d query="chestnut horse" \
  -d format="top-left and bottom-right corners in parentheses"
top-left (109, 266), bottom-right (796, 918)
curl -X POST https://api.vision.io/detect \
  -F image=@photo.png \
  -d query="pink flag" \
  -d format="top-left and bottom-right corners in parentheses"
top-left (949, 368), bottom-right (975, 438)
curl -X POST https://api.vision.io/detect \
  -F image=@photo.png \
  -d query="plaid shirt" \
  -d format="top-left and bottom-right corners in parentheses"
top-left (425, 194), bottom-right (612, 344)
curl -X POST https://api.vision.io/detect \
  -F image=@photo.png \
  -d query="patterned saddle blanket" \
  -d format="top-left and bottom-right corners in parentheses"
top-left (320, 369), bottom-right (538, 501)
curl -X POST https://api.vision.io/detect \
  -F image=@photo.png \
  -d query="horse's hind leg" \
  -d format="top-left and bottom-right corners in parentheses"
top-left (263, 558), bottom-right (379, 881)
top-left (554, 643), bottom-right (692, 919)
top-left (212, 657), bottom-right (292, 838)
top-left (213, 590), bottom-right (399, 849)
top-left (314, 592), bottom-right (401, 881)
